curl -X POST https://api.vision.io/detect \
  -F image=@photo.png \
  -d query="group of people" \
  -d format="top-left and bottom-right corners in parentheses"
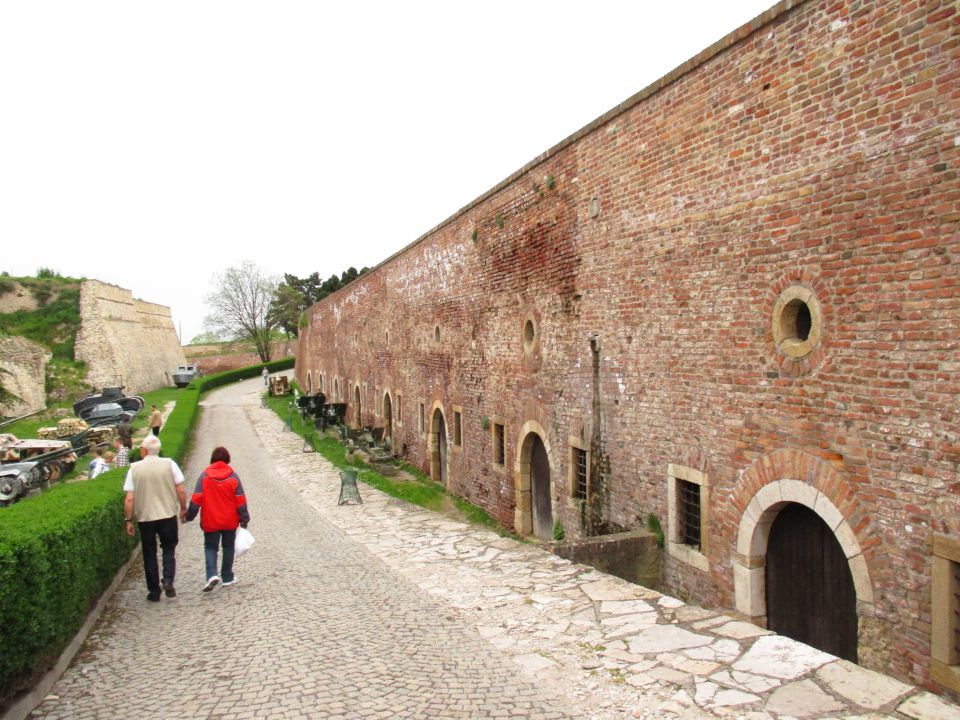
top-left (122, 435), bottom-right (251, 601)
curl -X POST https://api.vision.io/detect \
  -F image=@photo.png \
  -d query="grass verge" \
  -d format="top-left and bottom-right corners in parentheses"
top-left (263, 391), bottom-right (512, 537)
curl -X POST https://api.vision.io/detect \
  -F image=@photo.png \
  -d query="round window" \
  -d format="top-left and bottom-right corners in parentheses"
top-left (772, 287), bottom-right (822, 358)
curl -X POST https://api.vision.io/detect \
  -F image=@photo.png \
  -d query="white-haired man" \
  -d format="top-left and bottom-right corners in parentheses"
top-left (123, 435), bottom-right (187, 602)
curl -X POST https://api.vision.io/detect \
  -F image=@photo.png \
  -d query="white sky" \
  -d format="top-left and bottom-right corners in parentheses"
top-left (1, 0), bottom-right (775, 344)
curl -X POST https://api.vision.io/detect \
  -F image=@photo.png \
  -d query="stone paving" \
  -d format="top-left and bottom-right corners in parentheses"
top-left (27, 377), bottom-right (960, 720)
top-left (248, 384), bottom-right (958, 720)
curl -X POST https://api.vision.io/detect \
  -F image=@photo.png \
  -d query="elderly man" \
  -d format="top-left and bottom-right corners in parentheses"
top-left (123, 435), bottom-right (187, 602)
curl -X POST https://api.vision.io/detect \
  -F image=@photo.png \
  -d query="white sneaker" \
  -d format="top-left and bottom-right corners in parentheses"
top-left (203, 576), bottom-right (220, 592)
top-left (222, 577), bottom-right (239, 587)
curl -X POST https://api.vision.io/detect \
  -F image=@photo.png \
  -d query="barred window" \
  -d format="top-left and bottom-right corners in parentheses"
top-left (677, 479), bottom-right (702, 549)
top-left (493, 423), bottom-right (505, 466)
top-left (572, 447), bottom-right (588, 500)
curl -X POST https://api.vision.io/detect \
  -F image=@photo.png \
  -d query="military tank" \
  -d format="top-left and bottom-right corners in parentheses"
top-left (72, 386), bottom-right (144, 420)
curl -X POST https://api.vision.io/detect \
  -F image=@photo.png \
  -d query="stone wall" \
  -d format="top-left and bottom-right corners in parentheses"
top-left (296, 0), bottom-right (959, 695)
top-left (74, 281), bottom-right (186, 393)
top-left (0, 337), bottom-right (49, 418)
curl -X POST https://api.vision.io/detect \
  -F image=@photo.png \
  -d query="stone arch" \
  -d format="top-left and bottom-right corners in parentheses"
top-left (382, 389), bottom-right (394, 440)
top-left (352, 383), bottom-right (362, 428)
top-left (513, 420), bottom-right (555, 539)
top-left (428, 401), bottom-right (448, 487)
top-left (732, 451), bottom-right (875, 652)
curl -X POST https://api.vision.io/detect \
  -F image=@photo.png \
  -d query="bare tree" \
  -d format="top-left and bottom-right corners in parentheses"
top-left (203, 261), bottom-right (279, 362)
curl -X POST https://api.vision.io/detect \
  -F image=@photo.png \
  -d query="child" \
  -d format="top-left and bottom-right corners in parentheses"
top-left (87, 449), bottom-right (109, 479)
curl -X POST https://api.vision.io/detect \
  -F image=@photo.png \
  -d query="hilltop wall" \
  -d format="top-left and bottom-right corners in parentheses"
top-left (75, 280), bottom-right (185, 393)
top-left (0, 337), bottom-right (49, 418)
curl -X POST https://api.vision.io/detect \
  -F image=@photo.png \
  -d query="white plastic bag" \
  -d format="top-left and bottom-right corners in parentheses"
top-left (235, 527), bottom-right (255, 557)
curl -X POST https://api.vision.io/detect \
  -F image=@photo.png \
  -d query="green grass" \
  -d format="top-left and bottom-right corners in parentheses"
top-left (263, 391), bottom-right (511, 536)
top-left (0, 280), bottom-right (82, 360)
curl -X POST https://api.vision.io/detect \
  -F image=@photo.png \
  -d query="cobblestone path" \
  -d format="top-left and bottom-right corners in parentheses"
top-left (30, 379), bottom-right (571, 720)
top-left (29, 376), bottom-right (959, 720)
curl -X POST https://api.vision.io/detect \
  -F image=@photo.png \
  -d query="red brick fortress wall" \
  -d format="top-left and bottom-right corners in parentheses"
top-left (298, 0), bottom-right (959, 694)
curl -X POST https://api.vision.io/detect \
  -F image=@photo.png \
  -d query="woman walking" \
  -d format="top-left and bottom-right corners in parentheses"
top-left (184, 446), bottom-right (250, 591)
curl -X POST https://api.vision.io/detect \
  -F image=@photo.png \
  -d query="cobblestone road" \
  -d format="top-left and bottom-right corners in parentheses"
top-left (29, 376), bottom-right (960, 720)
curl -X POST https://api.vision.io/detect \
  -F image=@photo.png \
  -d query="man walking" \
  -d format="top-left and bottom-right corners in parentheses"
top-left (124, 435), bottom-right (187, 602)
top-left (148, 404), bottom-right (163, 437)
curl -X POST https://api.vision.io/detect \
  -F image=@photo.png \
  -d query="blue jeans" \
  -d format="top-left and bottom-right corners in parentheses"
top-left (204, 529), bottom-right (237, 582)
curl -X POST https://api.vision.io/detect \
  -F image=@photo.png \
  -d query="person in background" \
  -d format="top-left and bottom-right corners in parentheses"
top-left (88, 448), bottom-right (109, 478)
top-left (185, 446), bottom-right (250, 592)
top-left (116, 414), bottom-right (132, 445)
top-left (149, 405), bottom-right (163, 437)
top-left (113, 436), bottom-right (130, 468)
top-left (262, 366), bottom-right (269, 386)
top-left (123, 435), bottom-right (187, 602)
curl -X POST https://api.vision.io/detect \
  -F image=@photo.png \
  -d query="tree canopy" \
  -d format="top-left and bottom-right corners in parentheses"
top-left (203, 261), bottom-right (279, 362)
top-left (269, 266), bottom-right (369, 338)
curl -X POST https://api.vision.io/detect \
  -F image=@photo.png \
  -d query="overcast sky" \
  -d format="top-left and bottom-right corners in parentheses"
top-left (2, 0), bottom-right (775, 344)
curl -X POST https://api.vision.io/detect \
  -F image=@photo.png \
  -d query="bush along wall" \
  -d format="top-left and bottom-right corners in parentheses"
top-left (0, 357), bottom-right (293, 710)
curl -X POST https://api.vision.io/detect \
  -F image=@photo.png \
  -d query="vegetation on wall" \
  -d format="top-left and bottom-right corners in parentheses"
top-left (0, 274), bottom-right (87, 406)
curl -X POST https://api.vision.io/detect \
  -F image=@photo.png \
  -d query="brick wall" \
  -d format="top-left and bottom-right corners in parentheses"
top-left (0, 337), bottom-right (49, 418)
top-left (74, 280), bottom-right (186, 393)
top-left (297, 0), bottom-right (959, 694)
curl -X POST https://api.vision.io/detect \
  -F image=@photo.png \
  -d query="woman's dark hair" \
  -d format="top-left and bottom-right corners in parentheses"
top-left (210, 446), bottom-right (231, 464)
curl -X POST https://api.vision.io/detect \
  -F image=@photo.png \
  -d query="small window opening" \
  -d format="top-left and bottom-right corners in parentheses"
top-left (784, 299), bottom-right (812, 341)
top-left (572, 447), bottom-right (588, 501)
top-left (677, 479), bottom-right (702, 549)
top-left (453, 411), bottom-right (462, 446)
top-left (524, 319), bottom-right (535, 343)
top-left (418, 402), bottom-right (425, 433)
top-left (493, 423), bottom-right (505, 465)
top-left (434, 325), bottom-right (441, 343)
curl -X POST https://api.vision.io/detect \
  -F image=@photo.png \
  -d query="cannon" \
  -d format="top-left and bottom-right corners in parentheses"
top-left (0, 461), bottom-right (44, 507)
top-left (1, 434), bottom-right (80, 488)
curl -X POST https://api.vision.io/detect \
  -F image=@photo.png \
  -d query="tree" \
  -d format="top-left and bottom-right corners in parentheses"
top-left (203, 261), bottom-right (279, 362)
top-left (268, 282), bottom-right (306, 339)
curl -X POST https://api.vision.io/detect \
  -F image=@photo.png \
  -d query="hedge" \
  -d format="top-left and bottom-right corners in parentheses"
top-left (0, 357), bottom-right (293, 709)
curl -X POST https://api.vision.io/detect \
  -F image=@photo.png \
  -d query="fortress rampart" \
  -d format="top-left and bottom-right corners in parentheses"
top-left (296, 0), bottom-right (960, 696)
top-left (75, 280), bottom-right (185, 393)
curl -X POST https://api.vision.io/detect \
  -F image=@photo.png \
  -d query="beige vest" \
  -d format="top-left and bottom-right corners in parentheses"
top-left (131, 456), bottom-right (180, 522)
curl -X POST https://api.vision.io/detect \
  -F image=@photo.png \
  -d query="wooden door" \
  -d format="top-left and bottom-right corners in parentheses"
top-left (766, 503), bottom-right (858, 662)
top-left (530, 435), bottom-right (552, 541)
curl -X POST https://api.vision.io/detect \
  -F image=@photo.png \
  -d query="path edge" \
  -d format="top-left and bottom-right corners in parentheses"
top-left (2, 546), bottom-right (142, 720)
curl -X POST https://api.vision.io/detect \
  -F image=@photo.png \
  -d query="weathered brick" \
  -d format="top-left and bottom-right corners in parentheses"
top-left (297, 0), bottom-right (959, 699)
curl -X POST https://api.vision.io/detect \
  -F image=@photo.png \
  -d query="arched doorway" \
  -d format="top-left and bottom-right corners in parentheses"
top-left (353, 385), bottom-right (362, 428)
top-left (383, 393), bottom-right (393, 440)
top-left (529, 435), bottom-right (552, 540)
top-left (766, 503), bottom-right (858, 662)
top-left (430, 408), bottom-right (447, 486)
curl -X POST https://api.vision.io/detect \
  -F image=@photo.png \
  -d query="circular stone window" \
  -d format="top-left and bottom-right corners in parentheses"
top-left (772, 286), bottom-right (822, 358)
top-left (522, 315), bottom-right (539, 354)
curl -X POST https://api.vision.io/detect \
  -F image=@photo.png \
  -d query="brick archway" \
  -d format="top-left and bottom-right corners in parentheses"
top-left (429, 401), bottom-right (448, 488)
top-left (732, 450), bottom-right (875, 638)
top-left (513, 420), bottom-right (554, 537)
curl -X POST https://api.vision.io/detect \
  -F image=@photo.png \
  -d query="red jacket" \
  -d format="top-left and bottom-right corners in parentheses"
top-left (185, 461), bottom-right (250, 532)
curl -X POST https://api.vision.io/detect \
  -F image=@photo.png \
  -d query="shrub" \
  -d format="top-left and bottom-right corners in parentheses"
top-left (0, 472), bottom-right (135, 706)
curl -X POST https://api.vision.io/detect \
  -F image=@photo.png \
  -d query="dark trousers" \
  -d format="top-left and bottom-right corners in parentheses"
top-left (151, 427), bottom-right (160, 436)
top-left (139, 516), bottom-right (178, 597)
